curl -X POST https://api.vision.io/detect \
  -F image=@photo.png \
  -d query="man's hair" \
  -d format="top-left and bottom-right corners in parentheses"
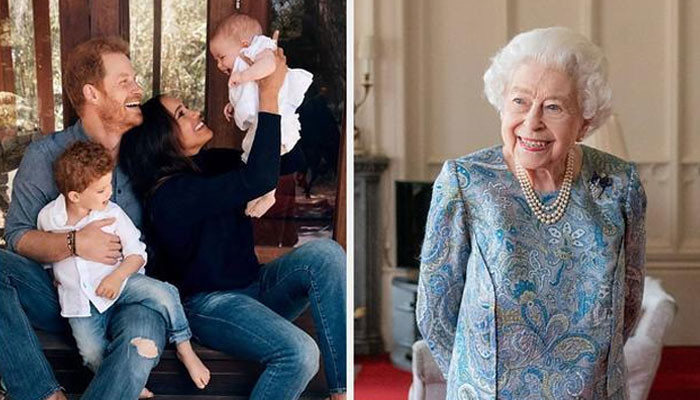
top-left (55, 141), bottom-right (115, 196)
top-left (212, 13), bottom-right (263, 43)
top-left (63, 37), bottom-right (130, 113)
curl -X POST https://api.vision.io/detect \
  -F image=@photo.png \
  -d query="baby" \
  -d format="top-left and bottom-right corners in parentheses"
top-left (37, 142), bottom-right (210, 397)
top-left (209, 13), bottom-right (313, 218)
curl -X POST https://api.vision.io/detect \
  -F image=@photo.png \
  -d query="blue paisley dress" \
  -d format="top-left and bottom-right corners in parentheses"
top-left (416, 145), bottom-right (646, 400)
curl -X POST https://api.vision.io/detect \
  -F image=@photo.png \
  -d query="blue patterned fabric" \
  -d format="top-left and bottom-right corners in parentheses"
top-left (417, 145), bottom-right (646, 400)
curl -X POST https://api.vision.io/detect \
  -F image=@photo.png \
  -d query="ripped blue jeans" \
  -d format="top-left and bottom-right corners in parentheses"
top-left (0, 249), bottom-right (166, 400)
top-left (69, 273), bottom-right (191, 372)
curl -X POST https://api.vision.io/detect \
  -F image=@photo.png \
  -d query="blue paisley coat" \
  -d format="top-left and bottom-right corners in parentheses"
top-left (416, 145), bottom-right (646, 400)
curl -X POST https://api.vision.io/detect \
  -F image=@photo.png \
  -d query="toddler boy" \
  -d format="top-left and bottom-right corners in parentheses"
top-left (37, 142), bottom-right (210, 397)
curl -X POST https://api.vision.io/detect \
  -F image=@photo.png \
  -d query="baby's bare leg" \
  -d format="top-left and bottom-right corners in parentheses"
top-left (176, 341), bottom-right (211, 389)
top-left (245, 189), bottom-right (277, 218)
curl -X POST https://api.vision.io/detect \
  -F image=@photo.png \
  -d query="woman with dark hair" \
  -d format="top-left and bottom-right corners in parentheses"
top-left (119, 52), bottom-right (346, 400)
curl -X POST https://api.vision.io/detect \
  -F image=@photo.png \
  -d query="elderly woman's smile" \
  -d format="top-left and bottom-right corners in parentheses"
top-left (501, 61), bottom-right (587, 183)
top-left (517, 137), bottom-right (550, 151)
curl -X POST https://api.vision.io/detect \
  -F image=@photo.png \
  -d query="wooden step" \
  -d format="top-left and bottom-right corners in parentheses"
top-left (39, 311), bottom-right (329, 398)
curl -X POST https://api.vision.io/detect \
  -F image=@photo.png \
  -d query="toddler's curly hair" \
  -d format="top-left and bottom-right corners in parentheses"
top-left (54, 141), bottom-right (114, 195)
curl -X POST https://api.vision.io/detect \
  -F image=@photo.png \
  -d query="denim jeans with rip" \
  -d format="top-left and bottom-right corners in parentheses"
top-left (0, 249), bottom-right (166, 400)
top-left (69, 273), bottom-right (191, 372)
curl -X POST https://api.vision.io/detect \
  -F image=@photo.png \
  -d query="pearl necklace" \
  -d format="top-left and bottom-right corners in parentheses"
top-left (515, 150), bottom-right (575, 225)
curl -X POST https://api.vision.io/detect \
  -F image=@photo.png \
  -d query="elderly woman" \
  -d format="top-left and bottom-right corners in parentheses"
top-left (416, 27), bottom-right (646, 399)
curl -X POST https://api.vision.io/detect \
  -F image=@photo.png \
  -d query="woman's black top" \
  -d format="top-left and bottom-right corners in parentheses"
top-left (145, 113), bottom-right (286, 296)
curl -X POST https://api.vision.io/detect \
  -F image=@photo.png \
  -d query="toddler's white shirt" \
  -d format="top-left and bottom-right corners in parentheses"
top-left (228, 34), bottom-right (313, 162)
top-left (37, 195), bottom-right (147, 317)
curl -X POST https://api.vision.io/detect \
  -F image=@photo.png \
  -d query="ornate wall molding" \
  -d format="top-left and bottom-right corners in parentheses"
top-left (637, 162), bottom-right (672, 183)
top-left (355, 155), bottom-right (390, 175)
top-left (680, 162), bottom-right (700, 251)
top-left (354, 156), bottom-right (390, 355)
top-left (681, 163), bottom-right (700, 183)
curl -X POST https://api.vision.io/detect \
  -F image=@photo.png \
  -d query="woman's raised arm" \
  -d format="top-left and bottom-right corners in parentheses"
top-left (150, 112), bottom-right (281, 226)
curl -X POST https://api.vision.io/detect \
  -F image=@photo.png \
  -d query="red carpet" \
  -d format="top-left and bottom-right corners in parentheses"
top-left (356, 347), bottom-right (700, 399)
top-left (355, 354), bottom-right (412, 400)
top-left (648, 346), bottom-right (700, 399)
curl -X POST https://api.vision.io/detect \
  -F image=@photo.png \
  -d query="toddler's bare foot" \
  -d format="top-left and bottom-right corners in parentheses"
top-left (138, 387), bottom-right (154, 398)
top-left (245, 190), bottom-right (276, 217)
top-left (46, 390), bottom-right (67, 400)
top-left (176, 341), bottom-right (211, 389)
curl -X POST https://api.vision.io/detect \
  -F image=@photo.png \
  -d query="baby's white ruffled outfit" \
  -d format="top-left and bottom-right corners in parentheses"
top-left (229, 35), bottom-right (313, 162)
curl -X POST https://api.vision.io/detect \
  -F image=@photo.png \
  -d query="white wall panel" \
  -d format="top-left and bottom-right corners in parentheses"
top-left (511, 0), bottom-right (582, 35)
top-left (681, 0), bottom-right (700, 162)
top-left (638, 163), bottom-right (674, 251)
top-left (681, 164), bottom-right (700, 251)
top-left (645, 268), bottom-right (700, 345)
top-left (598, 0), bottom-right (669, 162)
top-left (423, 1), bottom-right (505, 172)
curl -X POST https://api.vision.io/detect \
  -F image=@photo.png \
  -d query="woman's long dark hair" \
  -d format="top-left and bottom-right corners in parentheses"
top-left (119, 95), bottom-right (198, 200)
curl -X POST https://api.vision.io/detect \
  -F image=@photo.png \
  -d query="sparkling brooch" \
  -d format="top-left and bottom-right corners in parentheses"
top-left (589, 171), bottom-right (612, 199)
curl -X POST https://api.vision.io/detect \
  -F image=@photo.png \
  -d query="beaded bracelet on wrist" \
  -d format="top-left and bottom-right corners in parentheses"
top-left (67, 230), bottom-right (77, 256)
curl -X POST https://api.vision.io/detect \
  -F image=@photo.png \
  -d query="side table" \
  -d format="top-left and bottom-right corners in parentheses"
top-left (391, 276), bottom-right (419, 371)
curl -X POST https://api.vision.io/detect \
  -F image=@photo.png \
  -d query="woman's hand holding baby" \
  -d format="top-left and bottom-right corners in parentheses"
top-left (259, 31), bottom-right (287, 114)
top-left (228, 71), bottom-right (245, 87)
top-left (223, 103), bottom-right (234, 122)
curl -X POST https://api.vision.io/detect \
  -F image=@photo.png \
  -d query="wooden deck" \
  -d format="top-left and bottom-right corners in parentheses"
top-left (34, 246), bottom-right (330, 399)
top-left (39, 310), bottom-right (329, 399)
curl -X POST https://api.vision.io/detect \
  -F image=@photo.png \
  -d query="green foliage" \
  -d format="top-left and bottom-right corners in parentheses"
top-left (5, 0), bottom-right (38, 133)
top-left (160, 0), bottom-right (207, 112)
top-left (131, 1), bottom-right (207, 111)
top-left (129, 1), bottom-right (155, 100)
top-left (3, 0), bottom-right (63, 134)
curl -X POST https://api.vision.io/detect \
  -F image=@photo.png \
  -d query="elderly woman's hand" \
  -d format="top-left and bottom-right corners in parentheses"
top-left (259, 30), bottom-right (287, 114)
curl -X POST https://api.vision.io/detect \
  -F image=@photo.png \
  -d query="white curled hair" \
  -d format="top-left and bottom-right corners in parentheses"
top-left (483, 27), bottom-right (612, 136)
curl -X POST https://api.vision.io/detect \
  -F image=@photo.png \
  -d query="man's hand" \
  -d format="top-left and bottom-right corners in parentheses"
top-left (75, 218), bottom-right (122, 264)
top-left (95, 272), bottom-right (125, 300)
top-left (223, 103), bottom-right (234, 122)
